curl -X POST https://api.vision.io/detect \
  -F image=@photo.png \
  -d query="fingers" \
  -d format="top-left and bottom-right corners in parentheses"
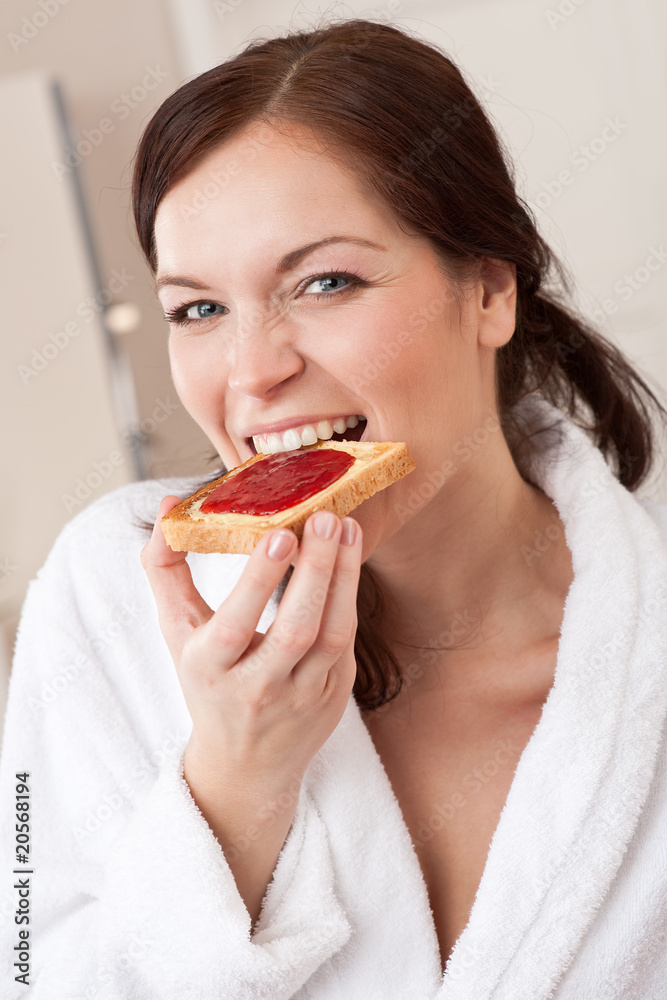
top-left (143, 499), bottom-right (361, 700)
top-left (293, 516), bottom-right (362, 687)
top-left (246, 512), bottom-right (361, 685)
top-left (140, 495), bottom-right (213, 655)
top-left (198, 528), bottom-right (298, 666)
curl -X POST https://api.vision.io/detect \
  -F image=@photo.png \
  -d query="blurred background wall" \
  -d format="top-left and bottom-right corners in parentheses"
top-left (1, 0), bottom-right (666, 726)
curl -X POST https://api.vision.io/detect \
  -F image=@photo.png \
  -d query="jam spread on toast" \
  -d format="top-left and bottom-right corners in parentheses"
top-left (200, 448), bottom-right (355, 516)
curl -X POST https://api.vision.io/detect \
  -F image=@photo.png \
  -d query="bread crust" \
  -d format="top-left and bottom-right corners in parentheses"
top-left (160, 439), bottom-right (415, 554)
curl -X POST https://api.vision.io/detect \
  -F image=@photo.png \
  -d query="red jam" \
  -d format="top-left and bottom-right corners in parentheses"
top-left (200, 448), bottom-right (355, 516)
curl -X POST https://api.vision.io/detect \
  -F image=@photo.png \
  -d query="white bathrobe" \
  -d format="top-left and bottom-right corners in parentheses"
top-left (1, 393), bottom-right (667, 999)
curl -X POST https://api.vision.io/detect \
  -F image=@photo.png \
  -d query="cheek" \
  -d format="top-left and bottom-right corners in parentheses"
top-left (169, 338), bottom-right (226, 419)
top-left (334, 301), bottom-right (421, 395)
top-left (356, 291), bottom-right (468, 402)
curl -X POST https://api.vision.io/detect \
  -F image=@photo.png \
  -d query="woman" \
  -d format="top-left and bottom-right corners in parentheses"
top-left (2, 17), bottom-right (667, 999)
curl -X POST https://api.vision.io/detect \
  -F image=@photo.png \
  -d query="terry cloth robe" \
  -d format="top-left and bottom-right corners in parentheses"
top-left (1, 392), bottom-right (667, 999)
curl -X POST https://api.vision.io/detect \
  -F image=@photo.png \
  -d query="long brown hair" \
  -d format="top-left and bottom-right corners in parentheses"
top-left (131, 18), bottom-right (667, 710)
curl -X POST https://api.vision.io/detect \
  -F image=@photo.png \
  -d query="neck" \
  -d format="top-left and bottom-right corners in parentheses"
top-left (366, 435), bottom-right (573, 694)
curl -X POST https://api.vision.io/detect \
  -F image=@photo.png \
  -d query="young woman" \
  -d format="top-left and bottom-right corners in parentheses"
top-left (2, 18), bottom-right (667, 1000)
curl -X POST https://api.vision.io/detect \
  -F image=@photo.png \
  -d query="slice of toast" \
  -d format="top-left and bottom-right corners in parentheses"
top-left (161, 439), bottom-right (415, 554)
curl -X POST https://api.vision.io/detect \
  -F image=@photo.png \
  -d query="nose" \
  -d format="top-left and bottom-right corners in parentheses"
top-left (226, 308), bottom-right (305, 398)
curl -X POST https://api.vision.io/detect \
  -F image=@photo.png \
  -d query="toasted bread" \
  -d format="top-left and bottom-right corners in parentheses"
top-left (160, 439), bottom-right (415, 554)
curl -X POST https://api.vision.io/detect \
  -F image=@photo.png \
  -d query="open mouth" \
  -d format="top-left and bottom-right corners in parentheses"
top-left (248, 415), bottom-right (367, 456)
top-left (329, 418), bottom-right (366, 444)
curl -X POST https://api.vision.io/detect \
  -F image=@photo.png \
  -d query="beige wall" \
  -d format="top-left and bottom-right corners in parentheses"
top-left (0, 0), bottom-right (218, 492)
top-left (0, 0), bottom-right (212, 701)
top-left (0, 68), bottom-right (136, 620)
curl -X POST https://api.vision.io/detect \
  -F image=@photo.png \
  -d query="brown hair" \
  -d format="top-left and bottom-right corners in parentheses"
top-left (131, 17), bottom-right (667, 710)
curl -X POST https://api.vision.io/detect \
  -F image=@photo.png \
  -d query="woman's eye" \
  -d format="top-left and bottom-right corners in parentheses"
top-left (163, 301), bottom-right (226, 326)
top-left (184, 302), bottom-right (225, 320)
top-left (164, 272), bottom-right (363, 327)
top-left (302, 273), bottom-right (357, 296)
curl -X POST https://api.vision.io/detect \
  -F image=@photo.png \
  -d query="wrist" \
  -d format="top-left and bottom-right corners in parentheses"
top-left (183, 733), bottom-right (306, 803)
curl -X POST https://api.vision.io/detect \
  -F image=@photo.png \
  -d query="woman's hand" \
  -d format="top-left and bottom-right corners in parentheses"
top-left (140, 496), bottom-right (362, 788)
top-left (141, 495), bottom-right (362, 924)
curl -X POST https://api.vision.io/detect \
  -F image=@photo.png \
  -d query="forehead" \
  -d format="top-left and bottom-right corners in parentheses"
top-left (153, 124), bottom-right (399, 269)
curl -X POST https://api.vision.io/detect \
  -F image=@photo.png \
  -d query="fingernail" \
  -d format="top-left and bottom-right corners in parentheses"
top-left (267, 531), bottom-right (294, 560)
top-left (340, 518), bottom-right (356, 546)
top-left (313, 511), bottom-right (337, 539)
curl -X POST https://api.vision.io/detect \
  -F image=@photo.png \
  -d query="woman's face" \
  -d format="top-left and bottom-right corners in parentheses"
top-left (154, 123), bottom-right (511, 559)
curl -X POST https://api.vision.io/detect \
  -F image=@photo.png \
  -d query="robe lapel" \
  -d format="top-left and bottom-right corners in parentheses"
top-left (441, 398), bottom-right (667, 1000)
top-left (305, 693), bottom-right (445, 996)
top-left (311, 395), bottom-right (667, 1000)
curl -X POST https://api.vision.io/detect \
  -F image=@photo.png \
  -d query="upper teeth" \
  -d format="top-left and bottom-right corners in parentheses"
top-left (253, 414), bottom-right (366, 455)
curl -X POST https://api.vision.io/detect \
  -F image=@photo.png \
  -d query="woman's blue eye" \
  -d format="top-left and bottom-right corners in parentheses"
top-left (185, 302), bottom-right (225, 319)
top-left (164, 271), bottom-right (363, 327)
top-left (304, 274), bottom-right (351, 295)
top-left (163, 301), bottom-right (226, 327)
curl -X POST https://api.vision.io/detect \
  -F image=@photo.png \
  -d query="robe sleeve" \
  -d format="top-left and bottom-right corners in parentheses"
top-left (0, 500), bottom-right (351, 1000)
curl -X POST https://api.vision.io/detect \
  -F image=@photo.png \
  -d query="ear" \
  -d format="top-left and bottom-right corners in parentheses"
top-left (476, 258), bottom-right (516, 349)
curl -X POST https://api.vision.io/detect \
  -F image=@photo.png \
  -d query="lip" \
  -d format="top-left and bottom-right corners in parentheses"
top-left (241, 412), bottom-right (363, 439)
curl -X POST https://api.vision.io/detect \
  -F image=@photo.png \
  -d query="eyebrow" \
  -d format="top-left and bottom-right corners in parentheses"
top-left (153, 235), bottom-right (386, 292)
